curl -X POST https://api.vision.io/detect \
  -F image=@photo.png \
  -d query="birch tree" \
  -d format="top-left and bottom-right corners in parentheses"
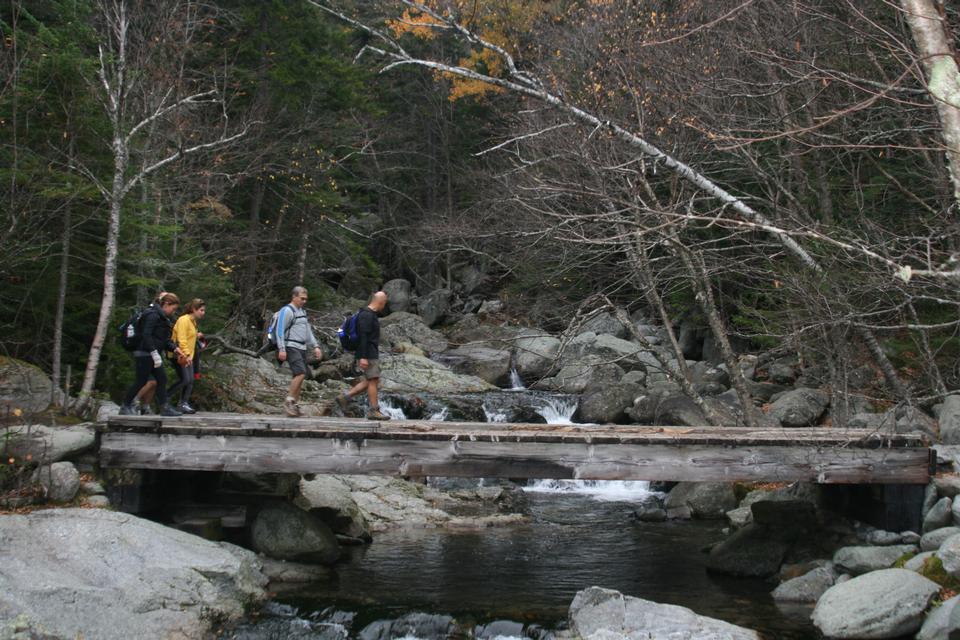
top-left (75, 0), bottom-right (250, 410)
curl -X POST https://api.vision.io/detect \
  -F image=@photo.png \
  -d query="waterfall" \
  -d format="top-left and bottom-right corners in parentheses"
top-left (525, 479), bottom-right (655, 502)
top-left (482, 403), bottom-right (508, 423)
top-left (379, 398), bottom-right (407, 420)
top-left (428, 406), bottom-right (449, 421)
top-left (535, 396), bottom-right (577, 424)
top-left (508, 367), bottom-right (525, 390)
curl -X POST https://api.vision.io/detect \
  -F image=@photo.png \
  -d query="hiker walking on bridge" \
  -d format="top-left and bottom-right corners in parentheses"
top-left (277, 286), bottom-right (322, 417)
top-left (337, 290), bottom-right (390, 420)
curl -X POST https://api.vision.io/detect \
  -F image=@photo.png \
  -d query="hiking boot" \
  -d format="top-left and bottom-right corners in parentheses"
top-left (178, 403), bottom-right (196, 415)
top-left (139, 404), bottom-right (155, 415)
top-left (160, 403), bottom-right (182, 417)
top-left (335, 394), bottom-right (350, 413)
top-left (284, 397), bottom-right (301, 417)
top-left (119, 404), bottom-right (136, 416)
top-left (366, 407), bottom-right (391, 421)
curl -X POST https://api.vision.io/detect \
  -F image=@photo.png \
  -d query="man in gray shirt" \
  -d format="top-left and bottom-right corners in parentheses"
top-left (277, 286), bottom-right (322, 417)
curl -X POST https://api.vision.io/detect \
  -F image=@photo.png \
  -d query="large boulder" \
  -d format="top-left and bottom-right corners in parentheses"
top-left (811, 568), bottom-right (939, 639)
top-left (532, 358), bottom-right (625, 394)
top-left (513, 330), bottom-right (561, 381)
top-left (918, 593), bottom-right (960, 640)
top-left (924, 497), bottom-right (954, 533)
top-left (202, 352), bottom-right (325, 413)
top-left (832, 544), bottom-right (918, 575)
top-left (568, 586), bottom-right (760, 640)
top-left (1, 423), bottom-right (96, 464)
top-left (380, 312), bottom-right (449, 355)
top-left (920, 526), bottom-right (960, 551)
top-left (250, 502), bottom-right (340, 564)
top-left (0, 356), bottom-right (52, 414)
top-left (334, 476), bottom-right (452, 531)
top-left (767, 388), bottom-right (830, 427)
top-left (892, 406), bottom-right (938, 439)
top-left (577, 383), bottom-right (643, 424)
top-left (295, 475), bottom-right (371, 541)
top-left (939, 395), bottom-right (960, 444)
top-left (937, 532), bottom-right (960, 576)
top-left (380, 353), bottom-right (496, 395)
top-left (580, 312), bottom-right (629, 339)
top-left (664, 482), bottom-right (738, 519)
top-left (705, 524), bottom-right (790, 578)
top-left (416, 288), bottom-right (452, 327)
top-left (563, 332), bottom-right (645, 372)
top-left (0, 509), bottom-right (267, 640)
top-left (383, 279), bottom-right (413, 314)
top-left (31, 462), bottom-right (80, 503)
top-left (628, 385), bottom-right (707, 427)
top-left (441, 345), bottom-right (512, 387)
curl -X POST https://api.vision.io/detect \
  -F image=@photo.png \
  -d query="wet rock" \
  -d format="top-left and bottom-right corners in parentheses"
top-left (295, 475), bottom-right (371, 542)
top-left (705, 524), bottom-right (789, 578)
top-left (336, 476), bottom-right (453, 531)
top-left (811, 569), bottom-right (939, 639)
top-left (259, 558), bottom-right (334, 584)
top-left (32, 462), bottom-right (80, 502)
top-left (917, 593), bottom-right (960, 640)
top-left (250, 502), bottom-right (340, 564)
top-left (665, 483), bottom-right (738, 520)
top-left (767, 388), bottom-right (829, 427)
top-left (360, 612), bottom-right (455, 640)
top-left (577, 383), bottom-right (643, 424)
top-left (772, 564), bottom-right (838, 603)
top-left (633, 505), bottom-right (668, 522)
top-left (568, 586), bottom-right (760, 640)
top-left (0, 509), bottom-right (267, 640)
top-left (924, 497), bottom-right (954, 533)
top-left (383, 279), bottom-right (413, 314)
top-left (832, 544), bottom-right (918, 575)
top-left (726, 507), bottom-right (752, 529)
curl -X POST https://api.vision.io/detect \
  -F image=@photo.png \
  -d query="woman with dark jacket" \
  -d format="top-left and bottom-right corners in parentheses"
top-left (120, 292), bottom-right (184, 416)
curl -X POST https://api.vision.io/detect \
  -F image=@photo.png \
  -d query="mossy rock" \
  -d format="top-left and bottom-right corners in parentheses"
top-left (918, 556), bottom-right (960, 591)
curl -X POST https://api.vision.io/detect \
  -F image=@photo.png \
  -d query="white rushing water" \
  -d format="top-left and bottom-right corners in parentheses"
top-left (379, 398), bottom-right (407, 420)
top-left (508, 367), bottom-right (525, 390)
top-left (482, 403), bottom-right (509, 423)
top-left (524, 479), bottom-right (656, 502)
top-left (534, 395), bottom-right (578, 424)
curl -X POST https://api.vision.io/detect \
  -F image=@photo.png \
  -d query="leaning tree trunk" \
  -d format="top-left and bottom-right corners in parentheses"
top-left (52, 202), bottom-right (72, 408)
top-left (901, 0), bottom-right (960, 206)
top-left (77, 140), bottom-right (127, 412)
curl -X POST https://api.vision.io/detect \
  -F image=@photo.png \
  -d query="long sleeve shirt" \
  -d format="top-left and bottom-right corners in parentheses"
top-left (355, 307), bottom-right (380, 360)
top-left (138, 306), bottom-right (176, 354)
top-left (171, 314), bottom-right (198, 359)
top-left (277, 304), bottom-right (318, 352)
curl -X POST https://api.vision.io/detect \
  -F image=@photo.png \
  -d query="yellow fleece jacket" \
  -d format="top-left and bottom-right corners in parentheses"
top-left (171, 314), bottom-right (198, 359)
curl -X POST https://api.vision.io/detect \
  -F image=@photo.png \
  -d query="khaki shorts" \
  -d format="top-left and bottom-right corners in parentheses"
top-left (358, 359), bottom-right (381, 380)
top-left (285, 348), bottom-right (308, 376)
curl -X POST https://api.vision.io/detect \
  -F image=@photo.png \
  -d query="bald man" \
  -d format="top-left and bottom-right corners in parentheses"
top-left (337, 291), bottom-right (390, 420)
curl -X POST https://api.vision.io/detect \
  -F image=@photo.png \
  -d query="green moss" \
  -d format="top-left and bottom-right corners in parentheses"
top-left (918, 556), bottom-right (960, 591)
top-left (892, 551), bottom-right (916, 568)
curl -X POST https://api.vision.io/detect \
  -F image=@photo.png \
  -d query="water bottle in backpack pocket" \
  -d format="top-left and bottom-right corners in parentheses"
top-left (118, 309), bottom-right (145, 351)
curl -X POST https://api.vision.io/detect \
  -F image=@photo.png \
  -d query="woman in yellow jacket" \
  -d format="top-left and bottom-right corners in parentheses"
top-left (168, 298), bottom-right (205, 414)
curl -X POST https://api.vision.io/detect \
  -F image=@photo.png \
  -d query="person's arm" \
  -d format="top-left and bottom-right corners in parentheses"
top-left (140, 310), bottom-right (159, 353)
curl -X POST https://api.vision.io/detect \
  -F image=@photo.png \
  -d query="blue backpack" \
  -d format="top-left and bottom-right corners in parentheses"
top-left (338, 311), bottom-right (361, 351)
top-left (264, 304), bottom-right (296, 352)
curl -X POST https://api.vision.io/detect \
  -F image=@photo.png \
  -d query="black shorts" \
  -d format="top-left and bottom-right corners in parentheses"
top-left (285, 347), bottom-right (308, 376)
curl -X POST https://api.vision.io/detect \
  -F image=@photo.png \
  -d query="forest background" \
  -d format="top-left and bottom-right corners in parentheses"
top-left (2, 0), bottom-right (959, 416)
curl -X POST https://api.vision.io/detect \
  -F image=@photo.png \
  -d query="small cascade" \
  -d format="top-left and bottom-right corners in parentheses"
top-left (379, 398), bottom-right (408, 420)
top-left (482, 403), bottom-right (509, 423)
top-left (525, 479), bottom-right (656, 502)
top-left (535, 395), bottom-right (578, 424)
top-left (508, 367), bottom-right (526, 390)
top-left (428, 406), bottom-right (449, 421)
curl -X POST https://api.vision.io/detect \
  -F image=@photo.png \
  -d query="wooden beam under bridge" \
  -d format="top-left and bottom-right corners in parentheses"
top-left (100, 413), bottom-right (935, 484)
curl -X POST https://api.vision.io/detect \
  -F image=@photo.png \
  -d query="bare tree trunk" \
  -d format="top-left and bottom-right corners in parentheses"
top-left (296, 224), bottom-right (308, 284)
top-left (901, 0), bottom-right (960, 206)
top-left (78, 141), bottom-right (127, 411)
top-left (858, 324), bottom-right (911, 400)
top-left (51, 202), bottom-right (72, 408)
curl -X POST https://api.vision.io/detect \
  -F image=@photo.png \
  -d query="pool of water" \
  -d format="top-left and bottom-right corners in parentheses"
top-left (231, 490), bottom-right (818, 639)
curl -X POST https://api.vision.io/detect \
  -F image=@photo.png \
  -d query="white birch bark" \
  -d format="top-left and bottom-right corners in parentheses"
top-left (900, 0), bottom-right (960, 207)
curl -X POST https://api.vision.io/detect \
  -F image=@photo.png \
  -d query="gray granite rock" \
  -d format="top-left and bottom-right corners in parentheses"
top-left (771, 565), bottom-right (838, 603)
top-left (2, 424), bottom-right (96, 465)
top-left (768, 388), bottom-right (829, 427)
top-left (937, 533), bottom-right (960, 576)
top-left (383, 279), bottom-right (413, 314)
top-left (904, 550), bottom-right (937, 572)
top-left (705, 524), bottom-right (789, 578)
top-left (832, 544), bottom-right (918, 575)
top-left (664, 483), bottom-right (738, 520)
top-left (569, 586), bottom-right (760, 640)
top-left (865, 530), bottom-right (903, 545)
top-left (0, 357), bottom-right (52, 414)
top-left (295, 475), bottom-right (371, 541)
top-left (940, 396), bottom-right (960, 445)
top-left (925, 497), bottom-right (954, 533)
top-left (936, 474), bottom-right (960, 499)
top-left (0, 509), bottom-right (266, 640)
top-left (811, 568), bottom-right (939, 639)
top-left (31, 462), bottom-right (80, 503)
top-left (250, 502), bottom-right (340, 564)
top-left (917, 593), bottom-right (960, 640)
top-left (921, 526), bottom-right (960, 551)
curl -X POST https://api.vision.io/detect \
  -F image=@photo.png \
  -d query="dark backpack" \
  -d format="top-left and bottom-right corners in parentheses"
top-left (338, 311), bottom-right (361, 352)
top-left (118, 308), bottom-right (145, 351)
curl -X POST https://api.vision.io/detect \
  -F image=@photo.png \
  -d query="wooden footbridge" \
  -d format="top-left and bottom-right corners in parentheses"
top-left (100, 413), bottom-right (935, 484)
